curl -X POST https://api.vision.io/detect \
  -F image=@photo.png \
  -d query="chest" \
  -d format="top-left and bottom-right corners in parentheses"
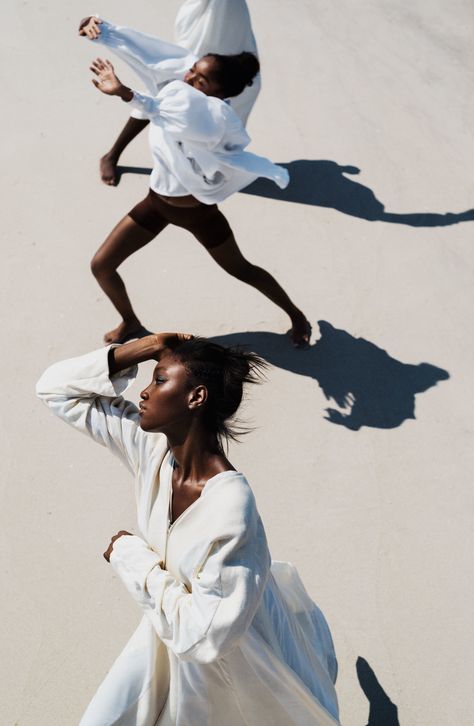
top-left (170, 477), bottom-right (204, 524)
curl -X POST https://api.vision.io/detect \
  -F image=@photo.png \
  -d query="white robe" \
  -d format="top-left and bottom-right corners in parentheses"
top-left (91, 20), bottom-right (288, 204)
top-left (36, 347), bottom-right (340, 726)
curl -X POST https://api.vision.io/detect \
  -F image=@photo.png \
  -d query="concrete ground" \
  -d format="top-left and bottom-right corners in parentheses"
top-left (2, 0), bottom-right (473, 724)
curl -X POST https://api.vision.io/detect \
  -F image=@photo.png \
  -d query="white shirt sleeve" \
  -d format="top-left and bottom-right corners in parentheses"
top-left (90, 18), bottom-right (195, 94)
top-left (36, 346), bottom-right (148, 474)
top-left (129, 81), bottom-right (227, 146)
top-left (110, 496), bottom-right (271, 663)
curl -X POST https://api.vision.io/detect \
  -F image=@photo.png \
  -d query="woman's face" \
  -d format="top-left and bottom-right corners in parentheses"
top-left (184, 57), bottom-right (224, 98)
top-left (138, 355), bottom-right (201, 433)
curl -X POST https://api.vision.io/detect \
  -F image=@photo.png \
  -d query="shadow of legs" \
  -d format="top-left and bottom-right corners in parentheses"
top-left (357, 657), bottom-right (400, 726)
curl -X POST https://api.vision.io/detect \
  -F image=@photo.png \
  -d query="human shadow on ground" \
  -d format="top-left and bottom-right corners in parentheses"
top-left (116, 160), bottom-right (473, 227)
top-left (212, 321), bottom-right (449, 431)
top-left (357, 657), bottom-right (400, 725)
top-left (241, 160), bottom-right (474, 227)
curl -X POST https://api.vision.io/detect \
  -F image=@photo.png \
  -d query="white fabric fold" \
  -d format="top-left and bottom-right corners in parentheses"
top-left (91, 20), bottom-right (288, 202)
top-left (37, 348), bottom-right (340, 725)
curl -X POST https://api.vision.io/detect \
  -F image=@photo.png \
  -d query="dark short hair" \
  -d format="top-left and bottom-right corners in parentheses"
top-left (172, 337), bottom-right (267, 447)
top-left (206, 52), bottom-right (260, 98)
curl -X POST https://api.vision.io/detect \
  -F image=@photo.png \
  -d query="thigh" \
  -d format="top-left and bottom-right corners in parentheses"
top-left (93, 214), bottom-right (160, 270)
top-left (204, 231), bottom-right (249, 274)
top-left (185, 206), bottom-right (234, 250)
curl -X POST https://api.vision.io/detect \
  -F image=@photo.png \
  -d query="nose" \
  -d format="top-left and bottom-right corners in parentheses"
top-left (140, 388), bottom-right (149, 400)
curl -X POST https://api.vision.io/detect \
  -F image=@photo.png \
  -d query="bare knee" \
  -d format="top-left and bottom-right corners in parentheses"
top-left (90, 253), bottom-right (113, 279)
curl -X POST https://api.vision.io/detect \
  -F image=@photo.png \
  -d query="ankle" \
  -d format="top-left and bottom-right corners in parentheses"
top-left (123, 315), bottom-right (141, 327)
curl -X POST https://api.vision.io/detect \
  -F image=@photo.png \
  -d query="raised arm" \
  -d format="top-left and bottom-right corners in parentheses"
top-left (89, 59), bottom-right (228, 146)
top-left (79, 16), bottom-right (193, 93)
top-left (36, 333), bottom-right (191, 473)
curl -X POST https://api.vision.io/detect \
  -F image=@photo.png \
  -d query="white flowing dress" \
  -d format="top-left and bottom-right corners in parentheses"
top-left (36, 347), bottom-right (340, 726)
top-left (91, 19), bottom-right (287, 203)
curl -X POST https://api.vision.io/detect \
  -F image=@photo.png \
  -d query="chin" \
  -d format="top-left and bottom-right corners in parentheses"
top-left (139, 419), bottom-right (162, 433)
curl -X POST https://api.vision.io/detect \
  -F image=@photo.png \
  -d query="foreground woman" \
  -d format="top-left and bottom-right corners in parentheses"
top-left (99, 0), bottom-right (260, 184)
top-left (79, 17), bottom-right (310, 347)
top-left (37, 333), bottom-right (339, 725)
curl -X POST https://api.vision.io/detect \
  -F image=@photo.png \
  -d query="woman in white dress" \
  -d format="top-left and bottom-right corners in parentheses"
top-left (36, 332), bottom-right (340, 725)
top-left (99, 0), bottom-right (260, 186)
top-left (79, 17), bottom-right (310, 348)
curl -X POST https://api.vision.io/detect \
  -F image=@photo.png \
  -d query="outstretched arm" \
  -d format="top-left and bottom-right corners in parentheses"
top-left (78, 16), bottom-right (193, 94)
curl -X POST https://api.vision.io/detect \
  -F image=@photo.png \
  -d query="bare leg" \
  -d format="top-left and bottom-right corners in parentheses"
top-left (206, 234), bottom-right (311, 346)
top-left (100, 117), bottom-right (150, 186)
top-left (91, 215), bottom-right (159, 343)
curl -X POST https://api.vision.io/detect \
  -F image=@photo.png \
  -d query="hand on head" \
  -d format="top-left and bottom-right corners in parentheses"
top-left (153, 332), bottom-right (194, 359)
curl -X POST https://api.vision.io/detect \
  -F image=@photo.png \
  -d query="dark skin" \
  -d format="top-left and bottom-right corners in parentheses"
top-left (103, 332), bottom-right (234, 562)
top-left (80, 20), bottom-right (311, 347)
top-left (79, 17), bottom-right (226, 183)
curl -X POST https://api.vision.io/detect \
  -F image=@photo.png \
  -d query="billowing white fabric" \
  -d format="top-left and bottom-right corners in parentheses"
top-left (92, 20), bottom-right (284, 203)
top-left (36, 347), bottom-right (340, 726)
top-left (174, 0), bottom-right (260, 123)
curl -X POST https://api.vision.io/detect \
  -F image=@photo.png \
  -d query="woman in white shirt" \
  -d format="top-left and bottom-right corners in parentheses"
top-left (36, 332), bottom-right (340, 725)
top-left (99, 0), bottom-right (260, 186)
top-left (80, 17), bottom-right (311, 348)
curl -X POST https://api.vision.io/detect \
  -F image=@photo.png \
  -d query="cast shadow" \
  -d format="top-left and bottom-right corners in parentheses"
top-left (241, 160), bottom-right (474, 227)
top-left (357, 657), bottom-right (400, 725)
top-left (211, 321), bottom-right (449, 431)
top-left (115, 165), bottom-right (152, 185)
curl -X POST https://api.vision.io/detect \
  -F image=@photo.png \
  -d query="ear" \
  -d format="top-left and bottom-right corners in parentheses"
top-left (188, 384), bottom-right (208, 410)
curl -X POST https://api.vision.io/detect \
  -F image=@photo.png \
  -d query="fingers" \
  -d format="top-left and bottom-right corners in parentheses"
top-left (90, 57), bottom-right (106, 75)
top-left (81, 16), bottom-right (102, 40)
top-left (161, 332), bottom-right (194, 350)
top-left (103, 530), bottom-right (132, 562)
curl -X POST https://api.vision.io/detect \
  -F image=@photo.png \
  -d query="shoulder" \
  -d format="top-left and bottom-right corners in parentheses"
top-left (204, 472), bottom-right (259, 534)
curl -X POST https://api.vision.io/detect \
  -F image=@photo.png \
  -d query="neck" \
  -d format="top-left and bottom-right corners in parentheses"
top-left (165, 421), bottom-right (222, 483)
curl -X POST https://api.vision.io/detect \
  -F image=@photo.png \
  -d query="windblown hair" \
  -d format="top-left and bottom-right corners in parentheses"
top-left (206, 52), bottom-right (260, 98)
top-left (172, 337), bottom-right (267, 447)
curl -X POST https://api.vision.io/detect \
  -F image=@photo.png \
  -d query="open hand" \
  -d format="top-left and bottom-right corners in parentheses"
top-left (103, 530), bottom-right (132, 562)
top-left (79, 16), bottom-right (102, 39)
top-left (90, 58), bottom-right (122, 96)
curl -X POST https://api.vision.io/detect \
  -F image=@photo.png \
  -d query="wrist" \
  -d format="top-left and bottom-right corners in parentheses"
top-left (118, 84), bottom-right (133, 102)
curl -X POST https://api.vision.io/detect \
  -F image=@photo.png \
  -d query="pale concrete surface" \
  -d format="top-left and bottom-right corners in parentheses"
top-left (1, 1), bottom-right (473, 724)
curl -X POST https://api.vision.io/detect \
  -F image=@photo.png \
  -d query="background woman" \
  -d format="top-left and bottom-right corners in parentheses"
top-left (99, 0), bottom-right (260, 185)
top-left (37, 332), bottom-right (339, 725)
top-left (79, 17), bottom-right (310, 347)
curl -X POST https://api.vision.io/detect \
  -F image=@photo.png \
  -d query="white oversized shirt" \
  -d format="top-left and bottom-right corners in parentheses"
top-left (91, 20), bottom-right (287, 203)
top-left (36, 347), bottom-right (340, 726)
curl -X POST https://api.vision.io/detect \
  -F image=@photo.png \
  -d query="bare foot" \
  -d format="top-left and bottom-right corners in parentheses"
top-left (289, 312), bottom-right (312, 348)
top-left (100, 153), bottom-right (119, 186)
top-left (103, 320), bottom-right (151, 345)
